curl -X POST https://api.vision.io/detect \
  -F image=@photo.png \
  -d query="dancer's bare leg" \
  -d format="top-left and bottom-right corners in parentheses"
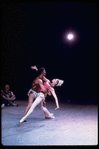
top-left (43, 93), bottom-right (49, 118)
top-left (43, 100), bottom-right (48, 118)
top-left (23, 93), bottom-right (34, 116)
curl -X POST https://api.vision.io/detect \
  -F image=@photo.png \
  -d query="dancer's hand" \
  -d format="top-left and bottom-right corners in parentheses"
top-left (55, 106), bottom-right (60, 110)
top-left (31, 66), bottom-right (38, 71)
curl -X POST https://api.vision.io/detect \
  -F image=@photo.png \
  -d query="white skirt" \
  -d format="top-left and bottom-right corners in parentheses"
top-left (27, 89), bottom-right (45, 100)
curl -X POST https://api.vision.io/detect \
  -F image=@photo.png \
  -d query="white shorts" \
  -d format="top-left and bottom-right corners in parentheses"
top-left (27, 89), bottom-right (45, 100)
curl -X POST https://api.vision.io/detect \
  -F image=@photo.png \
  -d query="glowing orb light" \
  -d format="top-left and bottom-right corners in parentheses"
top-left (62, 29), bottom-right (79, 45)
top-left (67, 33), bottom-right (74, 40)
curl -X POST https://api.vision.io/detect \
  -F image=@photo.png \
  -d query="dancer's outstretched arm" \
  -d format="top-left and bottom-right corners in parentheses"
top-left (49, 87), bottom-right (60, 110)
top-left (43, 76), bottom-right (50, 84)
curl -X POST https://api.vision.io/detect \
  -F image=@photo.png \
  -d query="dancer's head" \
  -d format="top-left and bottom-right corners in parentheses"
top-left (37, 67), bottom-right (46, 77)
top-left (31, 66), bottom-right (46, 77)
top-left (51, 79), bottom-right (64, 87)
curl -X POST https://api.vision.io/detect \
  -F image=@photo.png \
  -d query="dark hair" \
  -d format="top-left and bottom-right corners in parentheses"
top-left (37, 67), bottom-right (45, 76)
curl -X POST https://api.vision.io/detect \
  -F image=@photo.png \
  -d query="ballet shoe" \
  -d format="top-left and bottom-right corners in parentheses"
top-left (45, 113), bottom-right (55, 119)
top-left (49, 114), bottom-right (55, 119)
top-left (50, 113), bottom-right (54, 116)
top-left (20, 117), bottom-right (26, 123)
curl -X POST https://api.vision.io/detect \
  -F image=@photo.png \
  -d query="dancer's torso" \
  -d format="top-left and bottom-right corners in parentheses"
top-left (31, 77), bottom-right (41, 92)
top-left (32, 77), bottom-right (50, 92)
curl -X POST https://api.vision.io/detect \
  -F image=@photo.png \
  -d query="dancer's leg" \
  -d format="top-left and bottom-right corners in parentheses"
top-left (23, 93), bottom-right (34, 116)
top-left (42, 100), bottom-right (48, 117)
top-left (41, 100), bottom-right (51, 116)
top-left (20, 93), bottom-right (44, 123)
top-left (41, 101), bottom-right (55, 118)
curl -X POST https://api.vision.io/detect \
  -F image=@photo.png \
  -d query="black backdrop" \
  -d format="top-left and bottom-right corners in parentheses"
top-left (2, 2), bottom-right (98, 104)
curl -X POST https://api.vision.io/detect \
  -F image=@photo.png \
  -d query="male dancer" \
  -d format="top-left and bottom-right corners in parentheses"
top-left (23, 66), bottom-right (51, 118)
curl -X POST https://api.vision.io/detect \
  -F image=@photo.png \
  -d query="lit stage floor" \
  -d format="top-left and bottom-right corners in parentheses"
top-left (1, 100), bottom-right (98, 146)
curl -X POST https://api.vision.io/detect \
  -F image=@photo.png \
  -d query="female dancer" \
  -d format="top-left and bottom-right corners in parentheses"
top-left (39, 78), bottom-right (64, 111)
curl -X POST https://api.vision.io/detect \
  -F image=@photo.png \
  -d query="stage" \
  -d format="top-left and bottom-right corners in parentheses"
top-left (1, 100), bottom-right (98, 146)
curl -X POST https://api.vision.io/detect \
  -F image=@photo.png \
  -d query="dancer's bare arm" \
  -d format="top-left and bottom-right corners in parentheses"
top-left (49, 87), bottom-right (60, 110)
top-left (43, 76), bottom-right (50, 83)
top-left (37, 79), bottom-right (47, 93)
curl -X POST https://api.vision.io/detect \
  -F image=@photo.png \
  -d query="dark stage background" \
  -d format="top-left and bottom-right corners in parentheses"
top-left (2, 2), bottom-right (98, 104)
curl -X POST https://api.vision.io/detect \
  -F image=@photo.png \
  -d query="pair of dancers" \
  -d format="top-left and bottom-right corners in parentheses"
top-left (20, 66), bottom-right (64, 123)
